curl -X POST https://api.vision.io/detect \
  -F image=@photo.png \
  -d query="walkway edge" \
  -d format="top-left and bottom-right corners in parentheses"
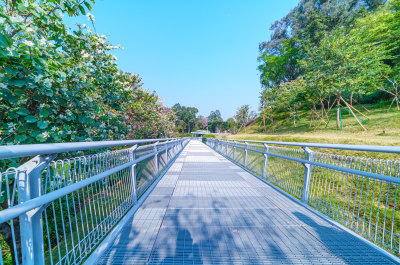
top-left (209, 143), bottom-right (400, 264)
top-left (83, 141), bottom-right (189, 265)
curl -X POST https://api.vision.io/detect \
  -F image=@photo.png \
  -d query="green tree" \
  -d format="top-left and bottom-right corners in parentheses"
top-left (234, 105), bottom-right (255, 131)
top-left (207, 110), bottom-right (223, 133)
top-left (301, 27), bottom-right (391, 129)
top-left (172, 104), bottom-right (198, 133)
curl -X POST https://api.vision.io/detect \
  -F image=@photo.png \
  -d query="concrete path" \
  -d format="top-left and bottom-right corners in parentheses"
top-left (97, 140), bottom-right (395, 265)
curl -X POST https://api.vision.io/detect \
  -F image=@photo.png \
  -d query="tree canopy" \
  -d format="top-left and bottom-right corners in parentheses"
top-left (258, 0), bottom-right (400, 130)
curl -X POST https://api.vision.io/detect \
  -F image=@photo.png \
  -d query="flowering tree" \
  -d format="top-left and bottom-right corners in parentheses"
top-left (0, 0), bottom-right (175, 147)
top-left (123, 90), bottom-right (176, 139)
top-left (197, 115), bottom-right (208, 129)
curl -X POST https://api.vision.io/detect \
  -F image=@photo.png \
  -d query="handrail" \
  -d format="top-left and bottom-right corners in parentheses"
top-left (223, 138), bottom-right (400, 154)
top-left (0, 137), bottom-right (189, 265)
top-left (216, 139), bottom-right (400, 184)
top-left (0, 138), bottom-right (177, 159)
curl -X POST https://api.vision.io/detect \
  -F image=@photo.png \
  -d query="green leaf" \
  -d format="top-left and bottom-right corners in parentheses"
top-left (45, 88), bottom-right (53, 96)
top-left (17, 3), bottom-right (27, 12)
top-left (35, 134), bottom-right (47, 142)
top-left (0, 31), bottom-right (11, 48)
top-left (9, 79), bottom-right (28, 87)
top-left (79, 5), bottom-right (86, 15)
top-left (25, 115), bottom-right (38, 123)
top-left (15, 134), bottom-right (28, 142)
top-left (37, 121), bottom-right (48, 129)
top-left (16, 108), bottom-right (30, 116)
top-left (40, 108), bottom-right (50, 118)
top-left (31, 9), bottom-right (40, 17)
top-left (84, 2), bottom-right (92, 11)
top-left (14, 89), bottom-right (25, 96)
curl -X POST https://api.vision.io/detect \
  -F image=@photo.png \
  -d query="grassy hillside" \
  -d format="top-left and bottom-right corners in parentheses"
top-left (223, 101), bottom-right (400, 160)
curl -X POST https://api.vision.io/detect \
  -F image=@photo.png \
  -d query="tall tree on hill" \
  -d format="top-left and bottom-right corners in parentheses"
top-left (235, 105), bottom-right (256, 131)
top-left (300, 27), bottom-right (391, 130)
top-left (258, 0), bottom-right (387, 99)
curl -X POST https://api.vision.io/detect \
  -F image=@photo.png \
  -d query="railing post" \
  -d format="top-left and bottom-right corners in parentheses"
top-left (244, 142), bottom-right (249, 167)
top-left (233, 141), bottom-right (237, 162)
top-left (129, 145), bottom-right (138, 203)
top-left (302, 147), bottom-right (314, 203)
top-left (18, 154), bottom-right (55, 265)
top-left (225, 140), bottom-right (228, 155)
top-left (165, 141), bottom-right (169, 164)
top-left (262, 144), bottom-right (269, 179)
top-left (154, 142), bottom-right (159, 175)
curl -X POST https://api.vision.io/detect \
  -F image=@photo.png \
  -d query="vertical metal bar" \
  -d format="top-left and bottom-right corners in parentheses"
top-left (129, 145), bottom-right (138, 204)
top-left (244, 142), bottom-right (249, 168)
top-left (262, 144), bottom-right (269, 179)
top-left (233, 141), bottom-right (237, 162)
top-left (17, 154), bottom-right (55, 265)
top-left (154, 142), bottom-right (159, 175)
top-left (301, 147), bottom-right (314, 204)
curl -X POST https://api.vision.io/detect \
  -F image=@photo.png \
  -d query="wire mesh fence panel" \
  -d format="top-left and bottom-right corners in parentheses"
top-left (0, 138), bottom-right (188, 265)
top-left (226, 144), bottom-right (235, 160)
top-left (264, 147), bottom-right (306, 199)
top-left (246, 149), bottom-right (264, 177)
top-left (308, 152), bottom-right (400, 254)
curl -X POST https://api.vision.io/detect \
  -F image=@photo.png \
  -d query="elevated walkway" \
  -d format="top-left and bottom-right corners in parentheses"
top-left (96, 141), bottom-right (396, 264)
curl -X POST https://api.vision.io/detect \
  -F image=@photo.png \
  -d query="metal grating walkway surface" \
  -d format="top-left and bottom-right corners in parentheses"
top-left (97, 140), bottom-right (396, 265)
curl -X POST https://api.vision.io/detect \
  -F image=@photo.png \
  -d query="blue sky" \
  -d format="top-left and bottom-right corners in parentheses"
top-left (66, 0), bottom-right (298, 119)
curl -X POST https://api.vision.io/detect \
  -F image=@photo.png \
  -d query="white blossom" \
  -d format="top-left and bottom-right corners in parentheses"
top-left (0, 83), bottom-right (7, 89)
top-left (10, 15), bottom-right (23, 23)
top-left (42, 132), bottom-right (50, 138)
top-left (44, 78), bottom-right (52, 86)
top-left (35, 75), bottom-right (43, 83)
top-left (40, 38), bottom-right (46, 46)
top-left (67, 130), bottom-right (72, 135)
top-left (8, 122), bottom-right (16, 130)
top-left (81, 51), bottom-right (90, 58)
top-left (86, 13), bottom-right (95, 21)
top-left (24, 40), bottom-right (34, 47)
top-left (0, 18), bottom-right (5, 24)
top-left (51, 126), bottom-right (57, 131)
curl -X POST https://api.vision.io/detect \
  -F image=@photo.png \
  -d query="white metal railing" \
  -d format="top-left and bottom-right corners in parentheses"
top-left (0, 138), bottom-right (189, 265)
top-left (206, 138), bottom-right (400, 257)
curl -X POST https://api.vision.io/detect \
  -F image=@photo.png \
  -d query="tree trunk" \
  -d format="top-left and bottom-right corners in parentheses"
top-left (336, 104), bottom-right (340, 129)
top-left (262, 116), bottom-right (266, 132)
top-left (336, 90), bottom-right (343, 129)
top-left (350, 93), bottom-right (353, 106)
